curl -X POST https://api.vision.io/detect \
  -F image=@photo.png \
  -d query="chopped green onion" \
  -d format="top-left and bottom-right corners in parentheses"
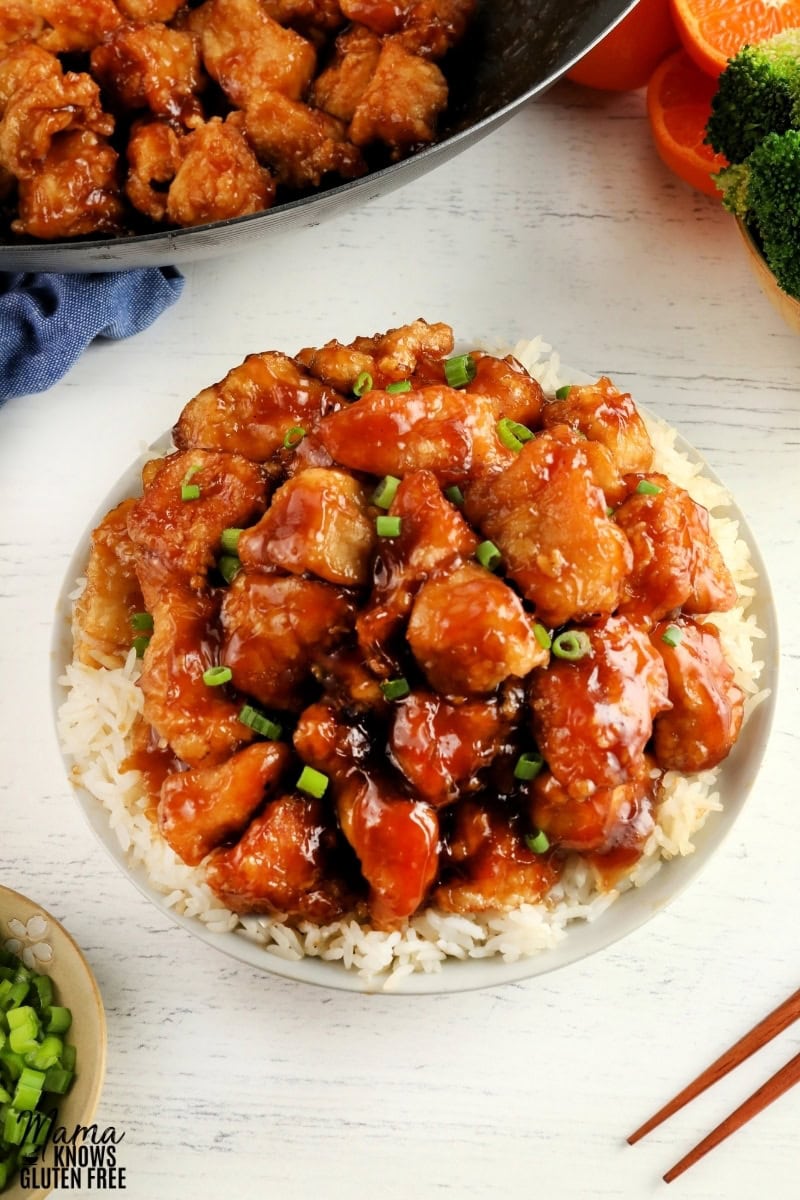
top-left (555, 385), bottom-right (571, 400)
top-left (376, 515), bottom-right (402, 537)
top-left (130, 612), bottom-right (153, 631)
top-left (496, 417), bottom-right (534, 453)
top-left (181, 483), bottom-right (200, 501)
top-left (219, 554), bottom-right (241, 584)
top-left (532, 623), bottom-right (551, 650)
top-left (386, 380), bottom-right (412, 393)
top-left (132, 635), bottom-right (150, 658)
top-left (220, 527), bottom-right (242, 553)
top-left (353, 371), bottom-right (373, 397)
top-left (238, 705), bottom-right (282, 740)
top-left (514, 752), bottom-right (544, 781)
top-left (380, 677), bottom-right (410, 701)
top-left (551, 630), bottom-right (592, 661)
top-left (444, 485), bottom-right (464, 505)
top-left (372, 475), bottom-right (401, 509)
top-left (661, 624), bottom-right (683, 648)
top-left (444, 353), bottom-right (477, 388)
top-left (283, 425), bottom-right (306, 449)
top-left (202, 665), bottom-right (232, 687)
top-left (636, 479), bottom-right (662, 496)
top-left (297, 765), bottom-right (329, 799)
top-left (525, 830), bottom-right (551, 854)
top-left (476, 540), bottom-right (502, 571)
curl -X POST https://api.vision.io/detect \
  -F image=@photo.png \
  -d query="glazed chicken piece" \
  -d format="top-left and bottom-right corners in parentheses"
top-left (296, 318), bottom-right (454, 392)
top-left (237, 468), bottom-right (375, 586)
top-left (220, 573), bottom-right (357, 710)
top-left (158, 741), bottom-right (290, 865)
top-left (127, 449), bottom-right (267, 590)
top-left (293, 699), bottom-right (439, 925)
top-left (389, 688), bottom-right (521, 805)
top-left (407, 562), bottom-right (548, 696)
top-left (356, 469), bottom-right (477, 671)
top-left (13, 130), bottom-right (124, 238)
top-left (192, 0), bottom-right (316, 108)
top-left (0, 4), bottom-right (44, 56)
top-left (73, 499), bottom-right (143, 669)
top-left (349, 40), bottom-right (447, 154)
top-left (529, 614), bottom-right (671, 799)
top-left (433, 800), bottom-right (558, 914)
top-left (0, 64), bottom-right (114, 177)
top-left (165, 115), bottom-right (276, 227)
top-left (243, 91), bottom-right (365, 188)
top-left (529, 765), bottom-right (658, 854)
top-left (464, 428), bottom-right (633, 627)
top-left (174, 351), bottom-right (343, 462)
top-left (318, 383), bottom-right (514, 484)
top-left (0, 44), bottom-right (59, 115)
top-left (138, 582), bottom-right (254, 766)
top-left (309, 24), bottom-right (381, 123)
top-left (614, 473), bottom-right (737, 624)
top-left (90, 22), bottom-right (205, 125)
top-left (650, 617), bottom-right (744, 772)
top-left (541, 376), bottom-right (654, 475)
top-left (34, 0), bottom-right (124, 53)
top-left (206, 793), bottom-right (351, 920)
top-left (340, 0), bottom-right (475, 58)
top-left (125, 117), bottom-right (180, 221)
top-left (465, 353), bottom-right (545, 428)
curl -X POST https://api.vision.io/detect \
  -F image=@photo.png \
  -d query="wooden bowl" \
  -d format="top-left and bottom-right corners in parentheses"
top-left (736, 216), bottom-right (800, 332)
top-left (0, 886), bottom-right (107, 1200)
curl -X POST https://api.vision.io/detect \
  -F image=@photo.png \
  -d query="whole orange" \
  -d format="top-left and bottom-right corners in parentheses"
top-left (567, 0), bottom-right (681, 90)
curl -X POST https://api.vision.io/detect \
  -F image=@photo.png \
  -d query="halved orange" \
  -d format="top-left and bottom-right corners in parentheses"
top-left (567, 0), bottom-right (680, 91)
top-left (646, 48), bottom-right (728, 194)
top-left (671, 0), bottom-right (800, 77)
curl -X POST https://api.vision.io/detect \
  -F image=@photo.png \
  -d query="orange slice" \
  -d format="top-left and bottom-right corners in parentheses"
top-left (646, 49), bottom-right (728, 194)
top-left (671, 0), bottom-right (800, 77)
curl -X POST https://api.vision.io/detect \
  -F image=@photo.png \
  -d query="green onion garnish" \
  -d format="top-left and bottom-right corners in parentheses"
top-left (445, 485), bottom-right (464, 505)
top-left (661, 624), bottom-right (683, 648)
top-left (297, 765), bottom-right (329, 799)
top-left (496, 417), bottom-right (534, 453)
top-left (376, 515), bottom-right (402, 537)
top-left (130, 612), bottom-right (153, 631)
top-left (202, 665), bottom-right (232, 687)
top-left (221, 527), bottom-right (242, 553)
top-left (514, 752), bottom-right (544, 781)
top-left (476, 540), bottom-right (502, 571)
top-left (386, 380), bottom-right (411, 393)
top-left (353, 371), bottom-right (373, 397)
top-left (532, 623), bottom-right (551, 650)
top-left (551, 630), bottom-right (591, 661)
top-left (525, 830), bottom-right (550, 854)
top-left (219, 555), bottom-right (241, 584)
top-left (283, 426), bottom-right (306, 449)
top-left (372, 475), bottom-right (400, 509)
top-left (444, 353), bottom-right (477, 388)
top-left (380, 677), bottom-right (410, 701)
top-left (181, 484), bottom-right (200, 501)
top-left (132, 635), bottom-right (150, 657)
top-left (636, 479), bottom-right (662, 496)
top-left (238, 705), bottom-right (282, 740)
top-left (555, 385), bottom-right (571, 400)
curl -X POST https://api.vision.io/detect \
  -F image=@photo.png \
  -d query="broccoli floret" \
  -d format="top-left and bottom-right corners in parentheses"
top-left (706, 29), bottom-right (800, 164)
top-left (724, 130), bottom-right (800, 301)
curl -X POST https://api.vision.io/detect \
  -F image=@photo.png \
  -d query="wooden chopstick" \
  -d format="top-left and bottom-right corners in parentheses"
top-left (627, 985), bottom-right (800, 1181)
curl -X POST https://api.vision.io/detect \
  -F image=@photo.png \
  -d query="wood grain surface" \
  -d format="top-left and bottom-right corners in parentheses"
top-left (1, 82), bottom-right (799, 1200)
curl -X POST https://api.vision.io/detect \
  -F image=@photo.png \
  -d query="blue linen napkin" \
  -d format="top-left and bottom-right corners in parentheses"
top-left (0, 268), bottom-right (185, 404)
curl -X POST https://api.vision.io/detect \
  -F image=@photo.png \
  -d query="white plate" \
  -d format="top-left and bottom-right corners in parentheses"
top-left (49, 384), bottom-right (779, 995)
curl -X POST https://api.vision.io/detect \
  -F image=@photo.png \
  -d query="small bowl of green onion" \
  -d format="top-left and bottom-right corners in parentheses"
top-left (0, 886), bottom-right (106, 1200)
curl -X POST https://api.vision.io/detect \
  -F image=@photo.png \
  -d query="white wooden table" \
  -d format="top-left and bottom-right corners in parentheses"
top-left (1, 80), bottom-right (799, 1200)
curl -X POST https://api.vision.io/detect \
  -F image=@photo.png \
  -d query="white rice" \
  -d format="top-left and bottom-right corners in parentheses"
top-left (56, 338), bottom-right (768, 987)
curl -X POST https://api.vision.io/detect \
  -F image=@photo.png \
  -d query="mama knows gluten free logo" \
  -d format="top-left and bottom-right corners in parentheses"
top-left (16, 1109), bottom-right (127, 1191)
